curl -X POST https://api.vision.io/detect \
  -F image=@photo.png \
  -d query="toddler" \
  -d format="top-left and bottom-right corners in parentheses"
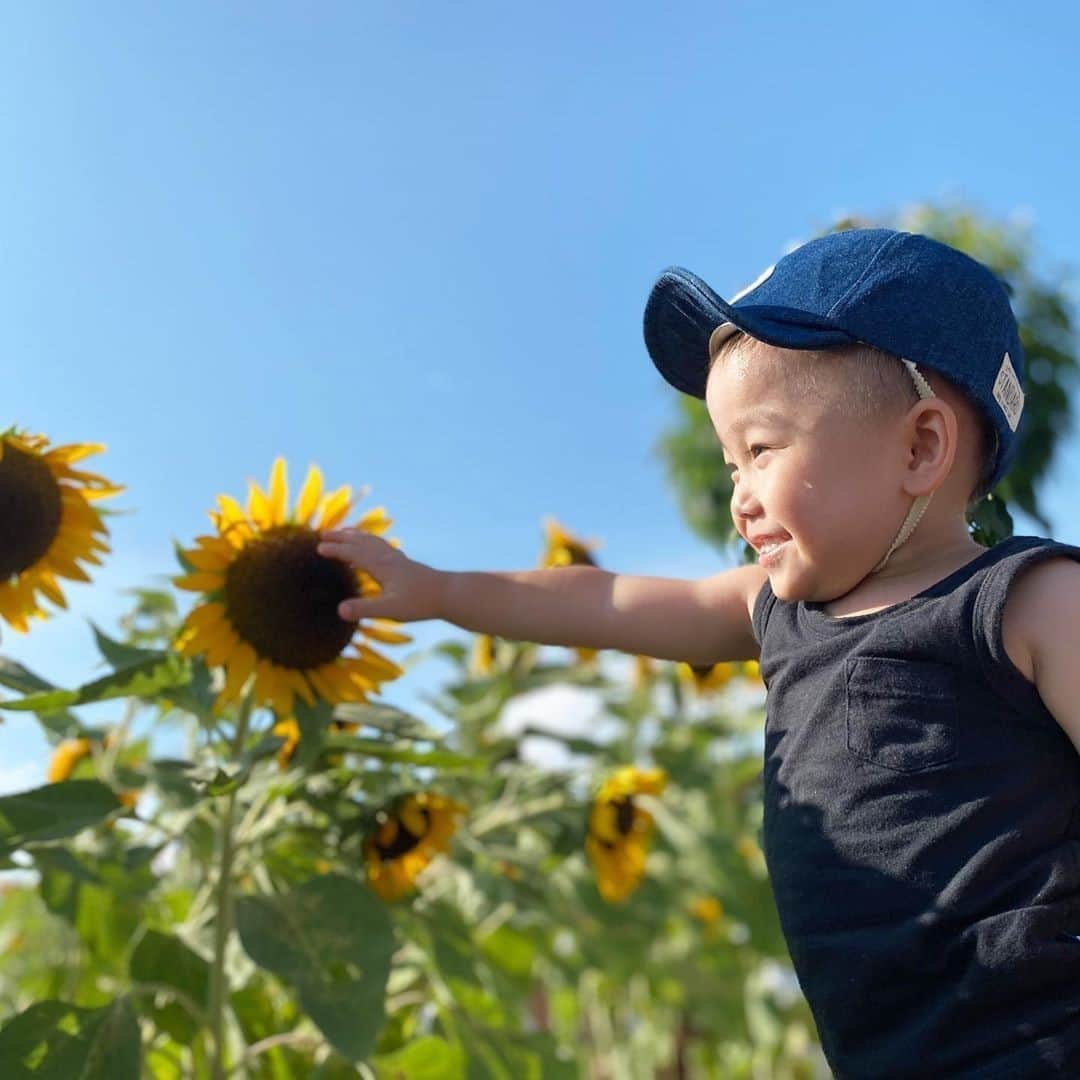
top-left (318, 229), bottom-right (1080, 1077)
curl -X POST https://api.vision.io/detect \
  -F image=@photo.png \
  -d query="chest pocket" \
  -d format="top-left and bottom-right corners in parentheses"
top-left (845, 657), bottom-right (959, 772)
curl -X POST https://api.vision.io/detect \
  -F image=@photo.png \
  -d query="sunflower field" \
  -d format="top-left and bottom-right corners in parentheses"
top-left (0, 433), bottom-right (827, 1078)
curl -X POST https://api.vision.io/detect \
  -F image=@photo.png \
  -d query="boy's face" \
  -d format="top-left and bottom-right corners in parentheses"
top-left (705, 342), bottom-right (910, 602)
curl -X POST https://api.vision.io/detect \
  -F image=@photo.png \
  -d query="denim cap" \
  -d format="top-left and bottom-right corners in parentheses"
top-left (643, 228), bottom-right (1026, 489)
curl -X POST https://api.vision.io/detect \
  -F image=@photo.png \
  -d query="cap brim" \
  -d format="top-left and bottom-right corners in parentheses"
top-left (643, 267), bottom-right (854, 398)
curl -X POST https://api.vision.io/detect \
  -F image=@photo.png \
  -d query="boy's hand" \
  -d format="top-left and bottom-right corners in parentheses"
top-left (316, 529), bottom-right (445, 623)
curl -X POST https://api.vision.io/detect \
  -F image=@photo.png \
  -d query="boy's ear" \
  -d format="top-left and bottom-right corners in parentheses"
top-left (900, 398), bottom-right (959, 498)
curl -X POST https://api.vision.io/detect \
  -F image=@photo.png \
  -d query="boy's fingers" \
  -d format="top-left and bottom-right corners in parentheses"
top-left (338, 599), bottom-right (375, 621)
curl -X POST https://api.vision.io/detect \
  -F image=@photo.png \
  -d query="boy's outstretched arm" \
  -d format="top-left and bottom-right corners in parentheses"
top-left (317, 529), bottom-right (765, 666)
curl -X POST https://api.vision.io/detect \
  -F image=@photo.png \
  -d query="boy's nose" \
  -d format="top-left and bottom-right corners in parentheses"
top-left (730, 477), bottom-right (762, 520)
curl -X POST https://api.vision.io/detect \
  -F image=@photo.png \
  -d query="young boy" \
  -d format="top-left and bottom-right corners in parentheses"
top-left (318, 229), bottom-right (1080, 1077)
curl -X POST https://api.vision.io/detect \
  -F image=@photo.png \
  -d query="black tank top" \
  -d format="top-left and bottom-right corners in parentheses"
top-left (752, 535), bottom-right (1080, 1078)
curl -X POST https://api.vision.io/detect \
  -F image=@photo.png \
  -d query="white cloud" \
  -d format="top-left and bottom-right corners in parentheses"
top-left (497, 681), bottom-right (615, 770)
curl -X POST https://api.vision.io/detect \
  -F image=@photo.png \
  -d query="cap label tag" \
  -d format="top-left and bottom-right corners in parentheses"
top-left (993, 352), bottom-right (1024, 432)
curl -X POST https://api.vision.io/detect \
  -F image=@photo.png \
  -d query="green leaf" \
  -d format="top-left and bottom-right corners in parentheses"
top-left (235, 874), bottom-right (396, 1062)
top-left (478, 925), bottom-right (536, 980)
top-left (374, 1036), bottom-right (466, 1079)
top-left (89, 622), bottom-right (163, 670)
top-left (968, 491), bottom-right (1015, 548)
top-left (0, 657), bottom-right (83, 738)
top-left (0, 653), bottom-right (192, 713)
top-left (293, 697), bottom-right (332, 769)
top-left (0, 656), bottom-right (57, 695)
top-left (146, 758), bottom-right (204, 804)
top-left (423, 902), bottom-right (483, 987)
top-left (0, 997), bottom-right (140, 1078)
top-left (0, 781), bottom-right (122, 858)
top-left (129, 930), bottom-right (211, 1042)
top-left (332, 702), bottom-right (445, 742)
top-left (207, 768), bottom-right (248, 796)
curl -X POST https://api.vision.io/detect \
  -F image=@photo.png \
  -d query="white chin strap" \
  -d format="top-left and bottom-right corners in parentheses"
top-left (871, 360), bottom-right (935, 574)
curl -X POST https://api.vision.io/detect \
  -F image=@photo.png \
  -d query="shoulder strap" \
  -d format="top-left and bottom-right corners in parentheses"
top-left (973, 537), bottom-right (1080, 721)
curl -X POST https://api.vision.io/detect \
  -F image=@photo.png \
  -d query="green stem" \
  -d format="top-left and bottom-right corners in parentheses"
top-left (208, 689), bottom-right (256, 1080)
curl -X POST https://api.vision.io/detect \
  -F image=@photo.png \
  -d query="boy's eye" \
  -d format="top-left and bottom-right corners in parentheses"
top-left (724, 446), bottom-right (769, 477)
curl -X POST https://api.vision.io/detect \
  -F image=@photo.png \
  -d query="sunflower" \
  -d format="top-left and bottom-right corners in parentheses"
top-left (469, 633), bottom-right (498, 677)
top-left (47, 737), bottom-right (94, 782)
top-left (0, 429), bottom-right (121, 635)
top-left (47, 733), bottom-right (137, 810)
top-left (689, 896), bottom-right (726, 942)
top-left (632, 655), bottom-right (655, 691)
top-left (363, 792), bottom-right (465, 902)
top-left (174, 459), bottom-right (412, 717)
top-left (585, 766), bottom-right (667, 903)
top-left (736, 832), bottom-right (767, 876)
top-left (678, 660), bottom-right (737, 695)
top-left (270, 716), bottom-right (361, 770)
top-left (741, 659), bottom-right (764, 684)
top-left (540, 516), bottom-right (603, 570)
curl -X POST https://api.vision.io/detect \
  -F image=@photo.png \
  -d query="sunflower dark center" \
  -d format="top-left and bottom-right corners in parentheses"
top-left (613, 797), bottom-right (636, 836)
top-left (0, 441), bottom-right (63, 581)
top-left (376, 808), bottom-right (429, 861)
top-left (223, 525), bottom-right (358, 669)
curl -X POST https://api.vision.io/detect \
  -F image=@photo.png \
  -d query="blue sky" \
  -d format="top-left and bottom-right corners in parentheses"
top-left (3, 2), bottom-right (1079, 785)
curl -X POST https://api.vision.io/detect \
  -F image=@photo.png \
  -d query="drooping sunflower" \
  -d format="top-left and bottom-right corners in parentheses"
top-left (679, 660), bottom-right (738, 695)
top-left (0, 429), bottom-right (121, 635)
top-left (678, 659), bottom-right (764, 695)
top-left (174, 459), bottom-right (412, 716)
top-left (363, 792), bottom-right (465, 902)
top-left (585, 766), bottom-right (667, 903)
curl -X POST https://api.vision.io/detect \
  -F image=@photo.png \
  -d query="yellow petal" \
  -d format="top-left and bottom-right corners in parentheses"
top-left (184, 601), bottom-right (227, 631)
top-left (44, 443), bottom-right (105, 464)
top-left (221, 641), bottom-right (258, 702)
top-left (316, 486), bottom-right (353, 531)
top-left (295, 464), bottom-right (324, 526)
top-left (175, 571), bottom-right (226, 593)
top-left (183, 544), bottom-right (233, 572)
top-left (247, 482), bottom-right (272, 530)
top-left (362, 621), bottom-right (412, 645)
top-left (357, 506), bottom-right (392, 535)
top-left (267, 458), bottom-right (288, 526)
top-left (306, 665), bottom-right (340, 703)
top-left (354, 644), bottom-right (405, 678)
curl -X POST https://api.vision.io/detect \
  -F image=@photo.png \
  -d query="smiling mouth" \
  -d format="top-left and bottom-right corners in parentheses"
top-left (754, 537), bottom-right (790, 566)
